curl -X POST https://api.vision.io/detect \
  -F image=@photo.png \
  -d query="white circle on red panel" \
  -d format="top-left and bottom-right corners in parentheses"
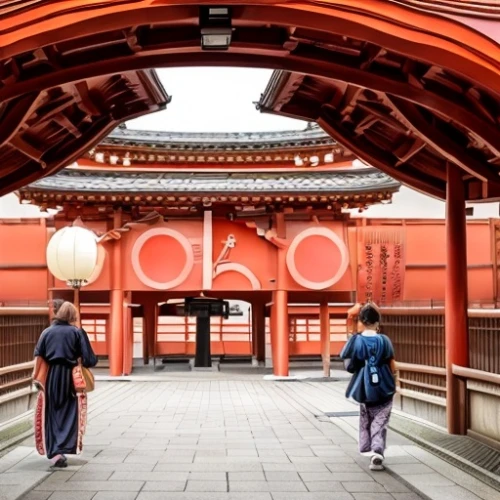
top-left (131, 228), bottom-right (194, 290)
top-left (286, 227), bottom-right (349, 290)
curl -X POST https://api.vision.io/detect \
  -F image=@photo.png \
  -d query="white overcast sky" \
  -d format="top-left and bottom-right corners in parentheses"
top-left (0, 67), bottom-right (497, 218)
top-left (129, 68), bottom-right (304, 132)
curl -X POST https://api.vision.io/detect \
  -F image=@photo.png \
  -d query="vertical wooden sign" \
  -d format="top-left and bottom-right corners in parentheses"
top-left (357, 228), bottom-right (405, 305)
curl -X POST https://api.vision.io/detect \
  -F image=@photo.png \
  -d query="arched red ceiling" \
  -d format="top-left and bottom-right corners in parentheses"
top-left (0, 0), bottom-right (498, 199)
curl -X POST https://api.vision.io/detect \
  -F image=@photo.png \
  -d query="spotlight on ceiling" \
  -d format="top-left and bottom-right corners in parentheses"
top-left (200, 6), bottom-right (232, 50)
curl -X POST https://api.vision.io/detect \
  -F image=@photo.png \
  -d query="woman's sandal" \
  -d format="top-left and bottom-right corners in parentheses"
top-left (51, 455), bottom-right (68, 468)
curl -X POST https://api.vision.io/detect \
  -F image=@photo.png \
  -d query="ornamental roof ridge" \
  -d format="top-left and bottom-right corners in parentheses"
top-left (103, 122), bottom-right (335, 146)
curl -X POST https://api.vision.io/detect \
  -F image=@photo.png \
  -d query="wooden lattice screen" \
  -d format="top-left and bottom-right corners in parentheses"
top-left (469, 316), bottom-right (500, 374)
top-left (0, 315), bottom-right (48, 368)
top-left (381, 313), bottom-right (445, 367)
top-left (0, 314), bottom-right (49, 399)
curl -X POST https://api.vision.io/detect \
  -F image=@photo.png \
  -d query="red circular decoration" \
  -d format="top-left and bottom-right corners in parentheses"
top-left (293, 235), bottom-right (342, 283)
top-left (138, 235), bottom-right (187, 283)
top-left (286, 227), bottom-right (349, 290)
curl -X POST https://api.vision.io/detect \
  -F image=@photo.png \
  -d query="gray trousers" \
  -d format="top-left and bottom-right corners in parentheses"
top-left (359, 399), bottom-right (393, 457)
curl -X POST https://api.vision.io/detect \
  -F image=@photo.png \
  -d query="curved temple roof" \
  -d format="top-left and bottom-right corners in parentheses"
top-left (24, 166), bottom-right (397, 195)
top-left (20, 166), bottom-right (399, 214)
top-left (0, 0), bottom-right (498, 201)
top-left (104, 123), bottom-right (334, 149)
top-left (0, 70), bottom-right (170, 197)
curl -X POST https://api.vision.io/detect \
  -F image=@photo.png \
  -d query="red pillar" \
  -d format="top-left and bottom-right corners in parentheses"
top-left (252, 302), bottom-right (266, 363)
top-left (122, 292), bottom-right (133, 375)
top-left (320, 299), bottom-right (331, 377)
top-left (445, 163), bottom-right (469, 435)
top-left (272, 289), bottom-right (289, 376)
top-left (142, 300), bottom-right (158, 365)
top-left (109, 209), bottom-right (124, 376)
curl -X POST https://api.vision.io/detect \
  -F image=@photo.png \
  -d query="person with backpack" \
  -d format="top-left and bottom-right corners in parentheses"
top-left (340, 302), bottom-right (396, 471)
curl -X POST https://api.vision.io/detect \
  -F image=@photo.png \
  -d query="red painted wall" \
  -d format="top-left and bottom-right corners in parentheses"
top-left (0, 219), bottom-right (48, 305)
top-left (0, 216), bottom-right (497, 305)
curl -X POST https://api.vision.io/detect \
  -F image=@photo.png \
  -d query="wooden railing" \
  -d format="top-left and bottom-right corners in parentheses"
top-left (289, 316), bottom-right (347, 356)
top-left (0, 312), bottom-right (48, 368)
top-left (155, 316), bottom-right (253, 357)
top-left (383, 307), bottom-right (500, 440)
top-left (0, 310), bottom-right (47, 424)
top-left (468, 310), bottom-right (500, 374)
top-left (381, 308), bottom-right (445, 367)
top-left (0, 361), bottom-right (34, 400)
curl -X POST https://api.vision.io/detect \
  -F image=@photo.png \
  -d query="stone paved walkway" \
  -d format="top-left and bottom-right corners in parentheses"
top-left (0, 376), bottom-right (498, 500)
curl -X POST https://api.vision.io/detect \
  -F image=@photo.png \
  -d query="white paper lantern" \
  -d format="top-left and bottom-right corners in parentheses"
top-left (46, 226), bottom-right (98, 287)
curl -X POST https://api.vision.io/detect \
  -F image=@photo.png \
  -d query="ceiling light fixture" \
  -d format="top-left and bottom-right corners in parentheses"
top-left (200, 6), bottom-right (232, 50)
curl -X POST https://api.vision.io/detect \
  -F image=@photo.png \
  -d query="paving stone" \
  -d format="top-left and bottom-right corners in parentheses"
top-left (227, 450), bottom-right (258, 457)
top-left (388, 464), bottom-right (436, 475)
top-left (271, 493), bottom-right (354, 500)
top-left (137, 494), bottom-right (272, 500)
top-left (230, 481), bottom-right (307, 492)
top-left (69, 472), bottom-right (113, 481)
top-left (329, 473), bottom-right (375, 482)
top-left (299, 472), bottom-right (336, 482)
top-left (111, 471), bottom-right (188, 481)
top-left (342, 482), bottom-right (387, 493)
top-left (286, 449), bottom-right (315, 457)
top-left (16, 492), bottom-right (51, 500)
top-left (45, 493), bottom-right (97, 500)
top-left (92, 494), bottom-right (139, 500)
top-left (264, 472), bottom-right (301, 481)
top-left (0, 472), bottom-right (48, 485)
top-left (391, 494), bottom-right (425, 500)
top-left (303, 481), bottom-right (346, 492)
top-left (229, 472), bottom-right (265, 481)
top-left (79, 463), bottom-right (154, 473)
top-left (142, 481), bottom-right (187, 491)
top-left (370, 473), bottom-right (410, 493)
top-left (0, 447), bottom-right (34, 474)
top-left (401, 473), bottom-right (456, 488)
top-left (37, 481), bottom-right (144, 491)
top-left (351, 495), bottom-right (394, 500)
top-left (155, 462), bottom-right (263, 472)
top-left (188, 472), bottom-right (226, 481)
top-left (414, 485), bottom-right (482, 500)
top-left (325, 463), bottom-right (364, 473)
top-left (185, 480), bottom-right (228, 492)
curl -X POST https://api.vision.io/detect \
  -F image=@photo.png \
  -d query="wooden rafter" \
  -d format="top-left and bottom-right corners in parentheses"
top-left (0, 45), bottom-right (496, 166)
top-left (318, 104), bottom-right (446, 199)
top-left (393, 137), bottom-right (426, 166)
top-left (386, 95), bottom-right (500, 185)
top-left (0, 92), bottom-right (40, 146)
top-left (9, 135), bottom-right (45, 167)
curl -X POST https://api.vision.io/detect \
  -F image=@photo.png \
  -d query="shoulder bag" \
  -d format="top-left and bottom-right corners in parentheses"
top-left (73, 359), bottom-right (95, 393)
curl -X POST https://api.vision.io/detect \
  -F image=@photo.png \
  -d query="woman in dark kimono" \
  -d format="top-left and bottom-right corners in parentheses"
top-left (33, 301), bottom-right (97, 468)
top-left (340, 303), bottom-right (396, 471)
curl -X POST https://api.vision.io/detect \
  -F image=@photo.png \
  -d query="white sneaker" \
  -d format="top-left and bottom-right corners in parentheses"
top-left (369, 453), bottom-right (384, 471)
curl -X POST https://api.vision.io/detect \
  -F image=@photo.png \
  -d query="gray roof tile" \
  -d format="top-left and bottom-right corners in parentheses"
top-left (26, 168), bottom-right (400, 195)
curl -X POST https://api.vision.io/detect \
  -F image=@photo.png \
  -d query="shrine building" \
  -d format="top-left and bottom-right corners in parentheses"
top-left (12, 123), bottom-right (400, 377)
top-left (2, 121), bottom-right (493, 387)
